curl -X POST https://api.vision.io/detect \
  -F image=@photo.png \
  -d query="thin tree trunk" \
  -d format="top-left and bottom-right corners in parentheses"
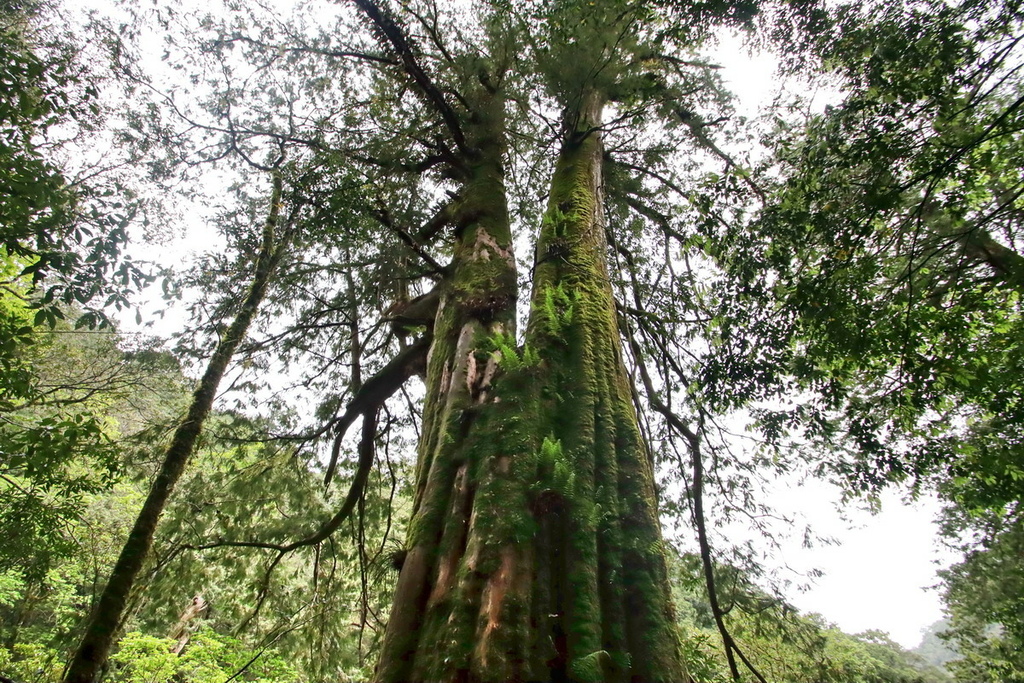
top-left (63, 174), bottom-right (288, 683)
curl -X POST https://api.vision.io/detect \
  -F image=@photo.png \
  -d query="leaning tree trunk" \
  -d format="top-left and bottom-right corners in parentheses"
top-left (374, 90), bottom-right (685, 683)
top-left (63, 175), bottom-right (288, 683)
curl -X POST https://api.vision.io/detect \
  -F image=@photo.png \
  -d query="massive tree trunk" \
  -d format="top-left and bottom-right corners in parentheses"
top-left (520, 90), bottom-right (685, 683)
top-left (374, 90), bottom-right (685, 683)
top-left (372, 84), bottom-right (523, 682)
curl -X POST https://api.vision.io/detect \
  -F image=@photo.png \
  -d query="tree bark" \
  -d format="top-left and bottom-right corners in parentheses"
top-left (372, 84), bottom-right (521, 683)
top-left (168, 594), bottom-right (209, 655)
top-left (519, 90), bottom-right (685, 683)
top-left (62, 174), bottom-right (288, 683)
top-left (373, 89), bottom-right (686, 683)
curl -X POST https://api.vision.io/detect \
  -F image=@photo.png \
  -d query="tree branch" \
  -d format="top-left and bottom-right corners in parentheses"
top-left (350, 0), bottom-right (469, 156)
top-left (322, 335), bottom-right (429, 487)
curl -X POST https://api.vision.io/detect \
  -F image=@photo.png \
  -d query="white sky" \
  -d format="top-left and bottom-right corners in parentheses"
top-left (713, 33), bottom-right (955, 650)
top-left (772, 486), bottom-right (953, 648)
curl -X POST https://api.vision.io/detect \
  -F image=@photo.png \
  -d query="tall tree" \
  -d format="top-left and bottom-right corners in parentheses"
top-left (101, 0), bottom-right (813, 678)
top-left (42, 0), bottom-right (982, 679)
top-left (361, 0), bottom-right (757, 678)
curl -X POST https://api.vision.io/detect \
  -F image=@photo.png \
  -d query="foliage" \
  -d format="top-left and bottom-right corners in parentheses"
top-left (1, 628), bottom-right (303, 683)
top-left (913, 620), bottom-right (959, 670)
top-left (670, 551), bottom-right (951, 683)
top-left (0, 376), bottom-right (396, 683)
top-left (139, 412), bottom-right (408, 682)
top-left (711, 0), bottom-right (1024, 492)
top-left (696, 2), bottom-right (1024, 677)
top-left (108, 631), bottom-right (300, 683)
top-left (489, 332), bottom-right (539, 372)
top-left (3, 0), bottom-right (1024, 679)
top-left (0, 2), bottom-right (147, 327)
top-left (939, 508), bottom-right (1024, 682)
top-left (0, 285), bottom-right (183, 578)
top-left (0, 16), bottom-right (76, 285)
top-left (0, 485), bottom-right (142, 682)
top-left (0, 0), bottom-right (170, 594)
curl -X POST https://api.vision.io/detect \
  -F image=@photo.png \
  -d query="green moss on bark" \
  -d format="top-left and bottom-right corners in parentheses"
top-left (375, 87), bottom-right (685, 683)
top-left (520, 89), bottom-right (686, 683)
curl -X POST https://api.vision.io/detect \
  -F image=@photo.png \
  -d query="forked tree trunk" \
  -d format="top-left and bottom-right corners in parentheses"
top-left (374, 90), bottom-right (686, 683)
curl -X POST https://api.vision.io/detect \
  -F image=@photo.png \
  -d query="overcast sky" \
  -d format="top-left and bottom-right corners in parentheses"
top-left (714, 32), bottom-right (955, 650)
top-left (777, 485), bottom-right (952, 647)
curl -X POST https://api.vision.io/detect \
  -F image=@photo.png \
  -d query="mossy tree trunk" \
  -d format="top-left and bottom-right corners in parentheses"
top-left (374, 89), bottom-right (686, 683)
top-left (63, 175), bottom-right (289, 683)
top-left (373, 87), bottom-right (523, 682)
top-left (520, 89), bottom-right (685, 683)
